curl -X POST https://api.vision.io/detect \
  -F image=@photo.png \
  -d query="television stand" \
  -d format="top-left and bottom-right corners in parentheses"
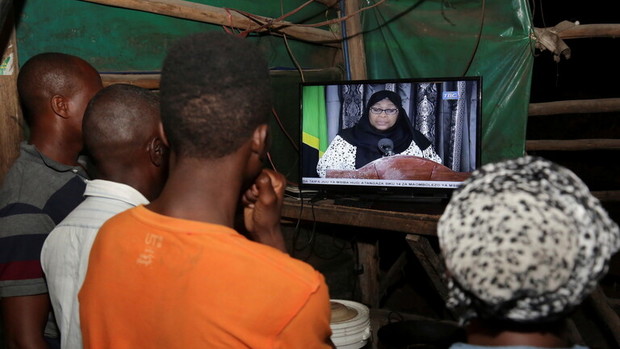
top-left (333, 197), bottom-right (375, 209)
top-left (280, 196), bottom-right (444, 308)
top-left (327, 194), bottom-right (448, 214)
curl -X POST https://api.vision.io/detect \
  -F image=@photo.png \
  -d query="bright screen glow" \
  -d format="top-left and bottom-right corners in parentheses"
top-left (299, 77), bottom-right (481, 196)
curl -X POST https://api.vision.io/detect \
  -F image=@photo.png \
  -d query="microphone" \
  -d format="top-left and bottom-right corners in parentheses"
top-left (378, 138), bottom-right (394, 157)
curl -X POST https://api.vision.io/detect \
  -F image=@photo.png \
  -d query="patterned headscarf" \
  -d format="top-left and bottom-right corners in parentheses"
top-left (438, 156), bottom-right (620, 323)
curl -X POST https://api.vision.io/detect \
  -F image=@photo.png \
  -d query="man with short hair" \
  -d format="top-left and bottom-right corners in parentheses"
top-left (79, 32), bottom-right (333, 348)
top-left (41, 84), bottom-right (168, 349)
top-left (0, 53), bottom-right (102, 348)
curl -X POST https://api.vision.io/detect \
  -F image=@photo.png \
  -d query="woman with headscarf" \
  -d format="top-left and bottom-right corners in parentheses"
top-left (437, 156), bottom-right (620, 349)
top-left (316, 90), bottom-right (441, 178)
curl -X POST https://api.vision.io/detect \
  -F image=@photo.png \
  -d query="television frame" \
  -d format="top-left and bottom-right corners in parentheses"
top-left (298, 76), bottom-right (482, 202)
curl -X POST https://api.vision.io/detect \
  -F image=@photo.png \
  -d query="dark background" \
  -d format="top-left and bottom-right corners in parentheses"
top-left (527, 0), bottom-right (620, 193)
top-left (529, 1), bottom-right (620, 103)
top-left (527, 1), bottom-right (620, 326)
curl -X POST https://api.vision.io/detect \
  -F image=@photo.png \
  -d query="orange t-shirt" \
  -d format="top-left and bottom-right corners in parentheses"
top-left (79, 205), bottom-right (332, 349)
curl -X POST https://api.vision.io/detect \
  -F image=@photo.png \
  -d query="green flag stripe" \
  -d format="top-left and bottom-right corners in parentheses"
top-left (302, 85), bottom-right (328, 155)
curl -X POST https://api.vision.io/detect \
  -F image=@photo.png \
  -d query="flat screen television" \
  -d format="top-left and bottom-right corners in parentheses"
top-left (299, 76), bottom-right (482, 202)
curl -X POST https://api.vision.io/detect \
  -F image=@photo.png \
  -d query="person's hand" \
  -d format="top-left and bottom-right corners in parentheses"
top-left (241, 169), bottom-right (287, 252)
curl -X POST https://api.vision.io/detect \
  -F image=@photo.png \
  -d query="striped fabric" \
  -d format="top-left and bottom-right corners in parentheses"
top-left (0, 142), bottom-right (87, 338)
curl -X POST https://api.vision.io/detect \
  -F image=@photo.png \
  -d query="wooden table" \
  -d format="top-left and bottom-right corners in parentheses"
top-left (280, 197), bottom-right (448, 309)
top-left (281, 197), bottom-right (442, 236)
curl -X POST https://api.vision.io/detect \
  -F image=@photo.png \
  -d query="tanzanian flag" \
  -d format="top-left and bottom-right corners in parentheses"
top-left (301, 85), bottom-right (328, 178)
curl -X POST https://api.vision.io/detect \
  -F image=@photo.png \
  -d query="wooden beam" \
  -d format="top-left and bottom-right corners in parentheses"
top-left (80, 0), bottom-right (340, 45)
top-left (529, 98), bottom-right (620, 116)
top-left (526, 139), bottom-right (620, 151)
top-left (101, 73), bottom-right (161, 89)
top-left (587, 286), bottom-right (620, 347)
top-left (357, 240), bottom-right (379, 307)
top-left (406, 234), bottom-right (457, 319)
top-left (0, 6), bottom-right (22, 182)
top-left (343, 0), bottom-right (367, 80)
top-left (558, 24), bottom-right (620, 39)
top-left (379, 251), bottom-right (408, 302)
top-left (406, 235), bottom-right (447, 299)
top-left (592, 191), bottom-right (620, 203)
top-left (101, 67), bottom-right (343, 89)
top-left (281, 198), bottom-right (440, 236)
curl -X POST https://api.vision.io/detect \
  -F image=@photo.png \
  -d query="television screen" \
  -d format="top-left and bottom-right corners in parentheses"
top-left (299, 76), bottom-right (481, 200)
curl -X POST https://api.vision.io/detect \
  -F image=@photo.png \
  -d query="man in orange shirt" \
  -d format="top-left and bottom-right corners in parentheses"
top-left (79, 32), bottom-right (333, 348)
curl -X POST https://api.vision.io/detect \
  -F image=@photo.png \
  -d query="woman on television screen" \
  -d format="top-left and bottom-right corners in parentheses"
top-left (316, 90), bottom-right (442, 178)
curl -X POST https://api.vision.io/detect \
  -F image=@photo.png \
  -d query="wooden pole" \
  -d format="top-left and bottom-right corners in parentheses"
top-left (558, 24), bottom-right (620, 39)
top-left (529, 98), bottom-right (620, 116)
top-left (357, 238), bottom-right (380, 308)
top-left (0, 5), bottom-right (22, 182)
top-left (80, 0), bottom-right (340, 45)
top-left (406, 234), bottom-right (457, 319)
top-left (101, 73), bottom-right (161, 89)
top-left (343, 0), bottom-right (367, 80)
top-left (338, 1), bottom-right (376, 307)
top-left (280, 198), bottom-right (440, 237)
top-left (587, 286), bottom-right (620, 347)
top-left (592, 191), bottom-right (620, 202)
top-left (341, 0), bottom-right (371, 306)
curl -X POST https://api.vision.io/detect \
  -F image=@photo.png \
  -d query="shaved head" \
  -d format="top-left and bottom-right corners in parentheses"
top-left (82, 84), bottom-right (160, 167)
top-left (17, 52), bottom-right (101, 125)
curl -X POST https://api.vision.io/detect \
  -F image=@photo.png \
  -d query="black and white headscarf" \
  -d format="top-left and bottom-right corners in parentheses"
top-left (438, 156), bottom-right (620, 323)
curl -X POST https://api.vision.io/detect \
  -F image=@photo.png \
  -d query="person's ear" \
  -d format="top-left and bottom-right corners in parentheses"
top-left (50, 95), bottom-right (69, 118)
top-left (250, 124), bottom-right (269, 158)
top-left (148, 136), bottom-right (166, 167)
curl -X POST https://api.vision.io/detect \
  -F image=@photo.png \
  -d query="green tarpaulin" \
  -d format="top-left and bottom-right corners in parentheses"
top-left (360, 0), bottom-right (533, 164)
top-left (14, 0), bottom-right (534, 174)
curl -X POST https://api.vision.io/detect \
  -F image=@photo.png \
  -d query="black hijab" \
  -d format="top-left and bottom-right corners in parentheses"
top-left (339, 90), bottom-right (432, 169)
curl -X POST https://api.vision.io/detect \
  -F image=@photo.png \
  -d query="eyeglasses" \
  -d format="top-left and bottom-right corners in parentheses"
top-left (370, 107), bottom-right (398, 116)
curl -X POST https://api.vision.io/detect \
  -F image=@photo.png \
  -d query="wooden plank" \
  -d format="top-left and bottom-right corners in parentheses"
top-left (592, 191), bottom-right (620, 202)
top-left (281, 197), bottom-right (442, 310)
top-left (558, 24), bottom-right (620, 39)
top-left (379, 251), bottom-right (408, 302)
top-left (529, 98), bottom-right (620, 116)
top-left (357, 240), bottom-right (379, 308)
top-left (587, 286), bottom-right (620, 347)
top-left (0, 6), bottom-right (22, 182)
top-left (405, 235), bottom-right (447, 300)
top-left (101, 73), bottom-right (161, 89)
top-left (80, 0), bottom-right (340, 45)
top-left (565, 319), bottom-right (585, 347)
top-left (281, 198), bottom-right (441, 236)
top-left (526, 139), bottom-right (620, 151)
top-left (343, 0), bottom-right (367, 80)
top-left (405, 234), bottom-right (455, 319)
top-left (101, 67), bottom-right (342, 90)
